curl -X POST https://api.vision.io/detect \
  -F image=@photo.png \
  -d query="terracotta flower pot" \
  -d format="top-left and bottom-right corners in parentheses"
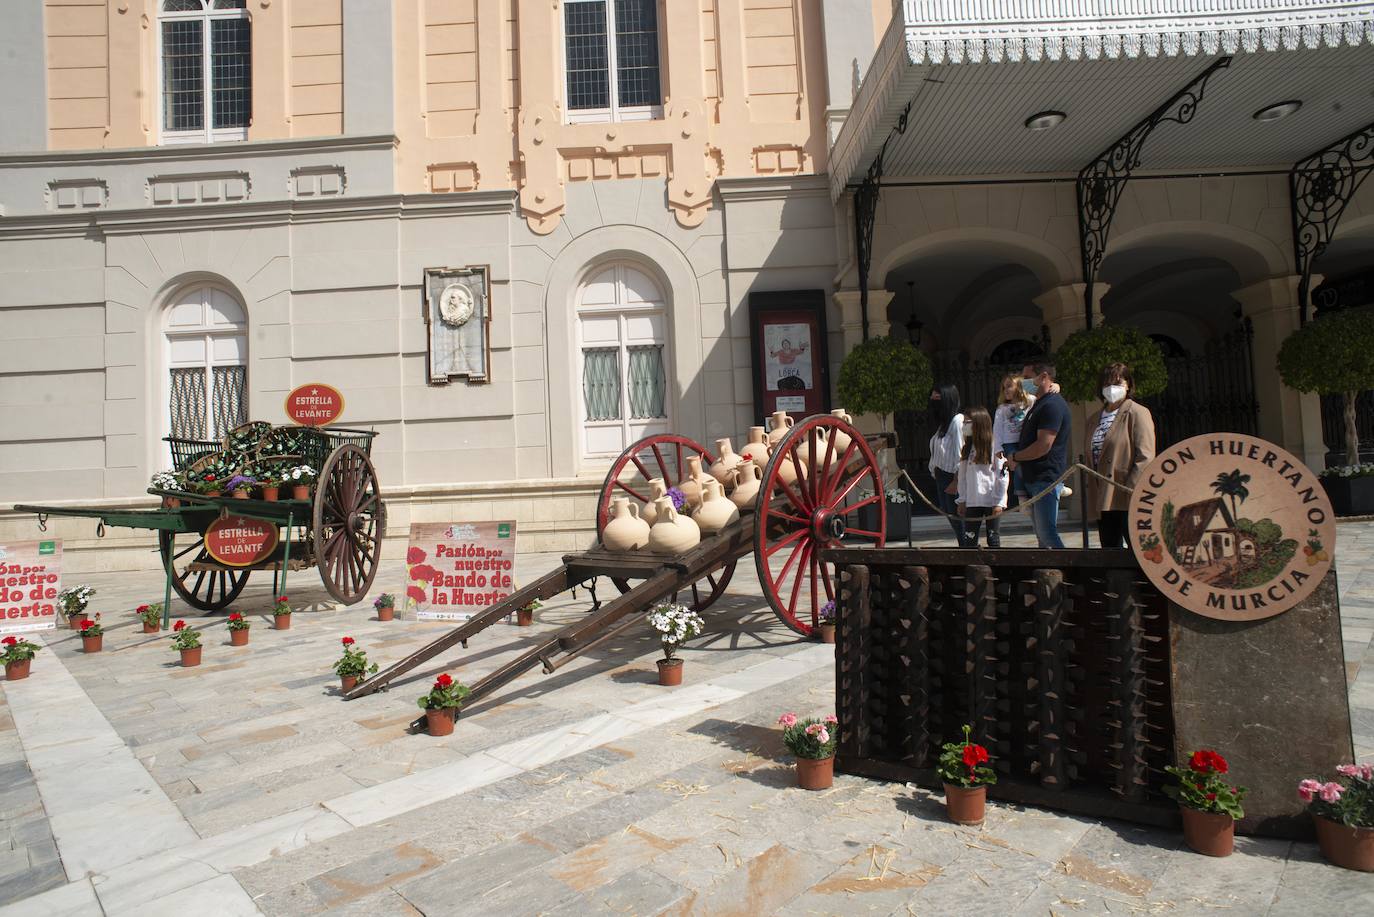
top-left (796, 756), bottom-right (835, 790)
top-left (516, 608), bottom-right (534, 627)
top-left (657, 658), bottom-right (684, 686)
top-left (231, 489), bottom-right (249, 499)
top-left (340, 675), bottom-right (359, 692)
top-left (142, 622), bottom-right (161, 634)
top-left (205, 490), bottom-right (223, 498)
top-left (944, 783), bottom-right (987, 825)
top-left (377, 606), bottom-right (394, 622)
top-left (425, 708), bottom-right (456, 736)
top-left (81, 634), bottom-right (103, 654)
top-left (292, 484), bottom-right (309, 501)
top-left (5, 659), bottom-right (31, 681)
top-left (162, 496), bottom-right (181, 509)
top-left (229, 629), bottom-right (249, 646)
top-left (816, 623), bottom-right (836, 644)
top-left (1315, 813), bottom-right (1374, 872)
top-left (260, 486), bottom-right (279, 502)
top-left (67, 615), bottom-right (84, 630)
top-left (274, 613), bottom-right (291, 630)
top-left (180, 647), bottom-right (202, 667)
top-left (1179, 806), bottom-right (1235, 857)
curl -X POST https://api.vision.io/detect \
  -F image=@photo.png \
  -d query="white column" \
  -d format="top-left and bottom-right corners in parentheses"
top-left (343, 0), bottom-right (395, 136)
top-left (0, 0), bottom-right (47, 150)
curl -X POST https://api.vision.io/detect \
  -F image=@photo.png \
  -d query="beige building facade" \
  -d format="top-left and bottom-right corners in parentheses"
top-left (3, 1), bottom-right (1373, 573)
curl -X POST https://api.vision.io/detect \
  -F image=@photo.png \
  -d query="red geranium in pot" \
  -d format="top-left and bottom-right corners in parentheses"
top-left (1298, 763), bottom-right (1374, 871)
top-left (226, 612), bottom-right (251, 646)
top-left (170, 620), bottom-right (202, 667)
top-left (418, 673), bottom-right (471, 736)
top-left (937, 725), bottom-right (997, 825)
top-left (273, 595), bottom-right (292, 629)
top-left (135, 603), bottom-right (163, 634)
top-left (77, 615), bottom-right (104, 654)
top-left (1165, 749), bottom-right (1247, 857)
top-left (332, 637), bottom-right (378, 692)
top-left (778, 712), bottom-right (839, 790)
top-left (2, 635), bottom-right (41, 681)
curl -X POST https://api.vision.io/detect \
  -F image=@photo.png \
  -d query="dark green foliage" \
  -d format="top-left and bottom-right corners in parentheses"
top-left (836, 335), bottom-right (933, 430)
top-left (1054, 324), bottom-right (1168, 403)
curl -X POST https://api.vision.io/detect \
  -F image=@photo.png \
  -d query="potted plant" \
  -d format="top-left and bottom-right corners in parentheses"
top-left (855, 484), bottom-right (913, 541)
top-left (778, 712), bottom-right (839, 790)
top-left (937, 724), bottom-right (998, 825)
top-left (151, 471), bottom-right (181, 508)
top-left (647, 602), bottom-right (704, 686)
top-left (170, 620), bottom-right (202, 667)
top-left (836, 335), bottom-right (932, 484)
top-left (1053, 324), bottom-right (1168, 403)
top-left (273, 595), bottom-right (292, 630)
top-left (332, 636), bottom-right (378, 691)
top-left (1278, 310), bottom-right (1374, 513)
top-left (1299, 762), bottom-right (1374, 871)
top-left (515, 598), bottom-right (541, 627)
top-left (418, 673), bottom-right (470, 736)
top-left (374, 593), bottom-right (396, 622)
top-left (227, 612), bottom-right (251, 646)
top-left (77, 615), bottom-right (104, 653)
top-left (816, 600), bottom-right (836, 644)
top-left (225, 474), bottom-right (257, 499)
top-left (258, 470), bottom-right (281, 502)
top-left (1165, 749), bottom-right (1247, 857)
top-left (286, 464), bottom-right (317, 501)
top-left (135, 603), bottom-right (162, 634)
top-left (2, 635), bottom-right (40, 681)
top-left (1318, 463), bottom-right (1374, 519)
top-left (57, 585), bottom-right (94, 630)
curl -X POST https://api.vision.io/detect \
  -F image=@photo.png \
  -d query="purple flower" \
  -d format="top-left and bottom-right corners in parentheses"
top-left (666, 487), bottom-right (686, 511)
top-left (225, 474), bottom-right (258, 490)
top-left (819, 600), bottom-right (836, 623)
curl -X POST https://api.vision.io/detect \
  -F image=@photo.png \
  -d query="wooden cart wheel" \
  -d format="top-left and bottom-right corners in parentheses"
top-left (595, 433), bottom-right (736, 612)
top-left (158, 530), bottom-right (251, 612)
top-left (314, 444), bottom-right (386, 605)
top-left (754, 415), bottom-right (885, 636)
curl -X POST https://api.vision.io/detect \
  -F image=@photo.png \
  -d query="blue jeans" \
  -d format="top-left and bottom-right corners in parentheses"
top-left (1026, 480), bottom-right (1065, 549)
top-left (932, 467), bottom-right (965, 545)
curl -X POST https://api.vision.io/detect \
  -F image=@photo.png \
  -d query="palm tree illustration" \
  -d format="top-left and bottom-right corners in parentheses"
top-left (1210, 470), bottom-right (1251, 524)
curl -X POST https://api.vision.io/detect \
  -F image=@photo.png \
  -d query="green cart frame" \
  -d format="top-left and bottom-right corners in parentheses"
top-left (16, 428), bottom-right (385, 622)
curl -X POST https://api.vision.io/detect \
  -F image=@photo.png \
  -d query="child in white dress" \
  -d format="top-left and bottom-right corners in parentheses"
top-left (956, 406), bottom-right (1009, 548)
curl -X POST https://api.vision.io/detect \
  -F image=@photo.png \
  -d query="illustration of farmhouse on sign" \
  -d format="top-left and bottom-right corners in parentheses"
top-left (1172, 497), bottom-right (1259, 573)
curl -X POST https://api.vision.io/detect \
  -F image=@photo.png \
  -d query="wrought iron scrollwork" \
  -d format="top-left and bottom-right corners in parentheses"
top-left (1290, 121), bottom-right (1374, 322)
top-left (854, 101), bottom-right (913, 341)
top-left (1077, 57), bottom-right (1232, 328)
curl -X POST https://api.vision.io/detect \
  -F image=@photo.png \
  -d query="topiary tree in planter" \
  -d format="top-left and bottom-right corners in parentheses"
top-left (1053, 324), bottom-right (1168, 403)
top-left (1277, 308), bottom-right (1374, 466)
top-left (836, 335), bottom-right (932, 432)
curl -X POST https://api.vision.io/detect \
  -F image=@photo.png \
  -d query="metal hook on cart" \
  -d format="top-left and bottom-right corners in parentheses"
top-left (36, 514), bottom-right (47, 532)
top-left (96, 521), bottom-right (105, 539)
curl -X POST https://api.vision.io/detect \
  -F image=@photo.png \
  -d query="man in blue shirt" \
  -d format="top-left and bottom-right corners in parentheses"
top-left (1006, 361), bottom-right (1070, 548)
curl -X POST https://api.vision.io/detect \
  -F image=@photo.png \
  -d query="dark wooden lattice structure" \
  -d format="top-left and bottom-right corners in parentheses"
top-left (824, 547), bottom-right (1178, 826)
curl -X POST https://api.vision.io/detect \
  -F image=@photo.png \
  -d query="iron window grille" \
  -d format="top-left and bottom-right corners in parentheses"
top-left (159, 0), bottom-right (251, 144)
top-left (563, 0), bottom-right (662, 124)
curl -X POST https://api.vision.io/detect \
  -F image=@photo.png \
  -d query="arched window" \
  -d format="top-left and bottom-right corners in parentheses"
top-left (159, 0), bottom-right (251, 144)
top-left (164, 285), bottom-right (247, 451)
top-left (576, 263), bottom-right (670, 460)
top-left (988, 338), bottom-right (1044, 367)
top-left (1150, 334), bottom-right (1188, 359)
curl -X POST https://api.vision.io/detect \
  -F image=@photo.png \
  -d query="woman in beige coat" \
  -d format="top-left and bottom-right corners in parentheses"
top-left (1085, 362), bottom-right (1156, 548)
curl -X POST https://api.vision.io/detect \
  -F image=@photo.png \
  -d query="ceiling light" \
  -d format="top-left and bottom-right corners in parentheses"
top-left (1253, 100), bottom-right (1302, 122)
top-left (1024, 110), bottom-right (1067, 131)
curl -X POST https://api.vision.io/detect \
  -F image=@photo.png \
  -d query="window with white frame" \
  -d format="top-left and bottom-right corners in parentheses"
top-left (159, 0), bottom-right (251, 144)
top-left (165, 285), bottom-right (248, 452)
top-left (577, 264), bottom-right (671, 460)
top-left (564, 0), bottom-right (662, 123)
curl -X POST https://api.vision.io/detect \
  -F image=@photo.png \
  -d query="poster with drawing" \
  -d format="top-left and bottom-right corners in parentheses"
top-left (424, 266), bottom-right (490, 383)
top-left (764, 323), bottom-right (812, 392)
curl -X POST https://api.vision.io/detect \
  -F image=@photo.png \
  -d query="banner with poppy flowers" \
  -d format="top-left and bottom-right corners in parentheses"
top-left (401, 521), bottom-right (517, 622)
top-left (0, 539), bottom-right (62, 636)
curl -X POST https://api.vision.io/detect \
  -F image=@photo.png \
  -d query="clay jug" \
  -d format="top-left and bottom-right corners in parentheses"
top-left (731, 462), bottom-right (762, 511)
top-left (641, 478), bottom-right (668, 526)
top-left (709, 439), bottom-right (742, 489)
top-left (648, 497), bottom-right (701, 553)
top-left (695, 478), bottom-right (740, 535)
top-left (603, 497), bottom-right (650, 552)
top-left (766, 411), bottom-right (795, 447)
top-left (679, 456), bottom-right (709, 512)
top-left (740, 426), bottom-right (770, 469)
top-left (829, 409), bottom-right (854, 457)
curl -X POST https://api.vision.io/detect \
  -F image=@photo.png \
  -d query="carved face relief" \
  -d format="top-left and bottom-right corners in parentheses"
top-left (438, 283), bottom-right (475, 327)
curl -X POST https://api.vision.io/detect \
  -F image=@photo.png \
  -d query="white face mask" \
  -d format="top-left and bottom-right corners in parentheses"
top-left (1021, 377), bottom-right (1039, 396)
top-left (1102, 384), bottom-right (1127, 404)
top-left (961, 421), bottom-right (972, 438)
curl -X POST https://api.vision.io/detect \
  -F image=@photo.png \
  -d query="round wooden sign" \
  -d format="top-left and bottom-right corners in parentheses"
top-left (285, 384), bottom-right (344, 427)
top-left (204, 515), bottom-right (279, 568)
top-left (1128, 433), bottom-right (1336, 622)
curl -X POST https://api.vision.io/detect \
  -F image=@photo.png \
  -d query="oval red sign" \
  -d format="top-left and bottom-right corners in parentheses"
top-left (205, 515), bottom-right (279, 568)
top-left (285, 384), bottom-right (345, 427)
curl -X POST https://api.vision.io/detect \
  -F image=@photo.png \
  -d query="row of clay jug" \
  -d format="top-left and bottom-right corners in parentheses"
top-left (603, 479), bottom-right (742, 553)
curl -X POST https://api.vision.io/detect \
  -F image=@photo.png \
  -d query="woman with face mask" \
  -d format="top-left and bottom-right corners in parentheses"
top-left (1085, 362), bottom-right (1156, 548)
top-left (927, 383), bottom-right (966, 544)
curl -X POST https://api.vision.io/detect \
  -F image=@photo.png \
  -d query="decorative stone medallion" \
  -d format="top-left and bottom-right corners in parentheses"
top-left (438, 283), bottom-right (475, 327)
top-left (1128, 433), bottom-right (1335, 622)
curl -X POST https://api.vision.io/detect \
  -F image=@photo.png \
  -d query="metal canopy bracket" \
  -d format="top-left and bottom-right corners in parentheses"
top-left (1076, 56), bottom-right (1232, 328)
top-left (854, 101), bottom-right (912, 342)
top-left (1290, 121), bottom-right (1374, 322)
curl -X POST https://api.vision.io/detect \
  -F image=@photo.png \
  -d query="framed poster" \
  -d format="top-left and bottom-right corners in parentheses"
top-left (0, 539), bottom-right (61, 635)
top-left (749, 290), bottom-right (831, 419)
top-left (424, 266), bottom-right (491, 384)
top-left (402, 521), bottom-right (516, 622)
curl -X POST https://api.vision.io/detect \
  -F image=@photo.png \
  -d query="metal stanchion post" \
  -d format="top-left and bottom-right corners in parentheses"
top-left (1078, 456), bottom-right (1089, 549)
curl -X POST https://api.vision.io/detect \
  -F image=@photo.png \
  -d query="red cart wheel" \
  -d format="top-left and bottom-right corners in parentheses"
top-left (596, 433), bottom-right (736, 612)
top-left (314, 444), bottom-right (386, 605)
top-left (754, 415), bottom-right (885, 636)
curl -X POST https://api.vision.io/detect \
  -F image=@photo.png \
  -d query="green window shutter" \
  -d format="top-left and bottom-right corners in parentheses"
top-left (582, 347), bottom-right (621, 421)
top-left (627, 344), bottom-right (666, 419)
